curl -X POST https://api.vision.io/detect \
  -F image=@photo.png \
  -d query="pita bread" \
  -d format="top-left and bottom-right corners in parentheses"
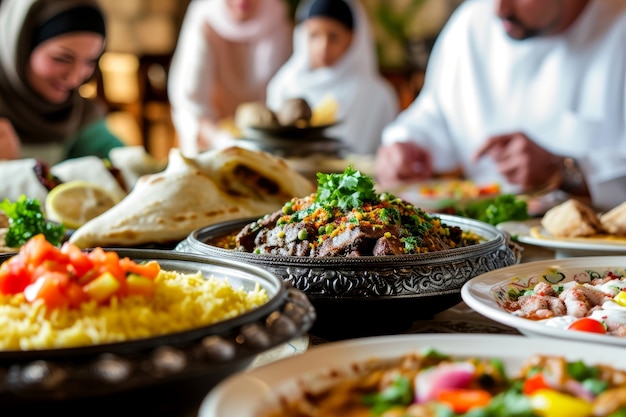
top-left (51, 156), bottom-right (127, 201)
top-left (541, 199), bottom-right (603, 238)
top-left (195, 146), bottom-right (315, 203)
top-left (69, 147), bottom-right (315, 248)
top-left (0, 159), bottom-right (48, 202)
top-left (599, 201), bottom-right (626, 236)
top-left (108, 146), bottom-right (167, 190)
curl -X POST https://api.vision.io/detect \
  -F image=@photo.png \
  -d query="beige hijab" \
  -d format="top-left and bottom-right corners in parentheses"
top-left (0, 0), bottom-right (104, 145)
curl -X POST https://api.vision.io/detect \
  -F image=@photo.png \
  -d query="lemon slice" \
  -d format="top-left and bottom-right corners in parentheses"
top-left (45, 181), bottom-right (119, 229)
top-left (310, 95), bottom-right (338, 126)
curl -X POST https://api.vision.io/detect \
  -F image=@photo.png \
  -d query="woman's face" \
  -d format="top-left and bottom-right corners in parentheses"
top-left (226, 0), bottom-right (260, 22)
top-left (27, 32), bottom-right (104, 104)
top-left (305, 17), bottom-right (353, 70)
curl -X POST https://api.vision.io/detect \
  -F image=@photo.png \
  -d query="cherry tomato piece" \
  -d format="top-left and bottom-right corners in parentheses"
top-left (523, 373), bottom-right (550, 395)
top-left (567, 317), bottom-right (607, 334)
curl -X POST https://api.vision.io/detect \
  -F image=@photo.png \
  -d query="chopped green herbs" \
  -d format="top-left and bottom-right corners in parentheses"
top-left (455, 194), bottom-right (530, 225)
top-left (316, 166), bottom-right (378, 210)
top-left (362, 375), bottom-right (412, 415)
top-left (0, 195), bottom-right (65, 248)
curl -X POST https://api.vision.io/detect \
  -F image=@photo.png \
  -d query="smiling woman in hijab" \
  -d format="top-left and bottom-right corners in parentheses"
top-left (167, 0), bottom-right (293, 156)
top-left (266, 0), bottom-right (399, 155)
top-left (0, 0), bottom-right (124, 164)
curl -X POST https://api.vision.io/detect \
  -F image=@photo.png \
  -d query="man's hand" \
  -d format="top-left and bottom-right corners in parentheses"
top-left (375, 142), bottom-right (433, 188)
top-left (0, 118), bottom-right (20, 160)
top-left (473, 132), bottom-right (559, 191)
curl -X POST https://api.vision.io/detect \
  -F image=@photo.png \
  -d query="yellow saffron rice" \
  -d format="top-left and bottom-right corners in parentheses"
top-left (0, 270), bottom-right (268, 350)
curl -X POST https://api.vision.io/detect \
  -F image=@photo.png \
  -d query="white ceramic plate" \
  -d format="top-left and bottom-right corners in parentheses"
top-left (198, 333), bottom-right (626, 416)
top-left (498, 219), bottom-right (626, 258)
top-left (461, 256), bottom-right (626, 346)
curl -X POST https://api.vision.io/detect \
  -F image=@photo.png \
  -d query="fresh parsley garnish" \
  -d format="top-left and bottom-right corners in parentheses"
top-left (316, 167), bottom-right (378, 210)
top-left (457, 194), bottom-right (530, 225)
top-left (362, 375), bottom-right (413, 415)
top-left (401, 236), bottom-right (419, 252)
top-left (0, 195), bottom-right (65, 248)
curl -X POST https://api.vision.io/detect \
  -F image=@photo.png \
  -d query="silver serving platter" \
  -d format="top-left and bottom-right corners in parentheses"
top-left (176, 214), bottom-right (518, 340)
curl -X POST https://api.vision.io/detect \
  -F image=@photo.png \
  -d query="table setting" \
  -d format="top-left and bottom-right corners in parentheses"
top-left (2, 145), bottom-right (626, 417)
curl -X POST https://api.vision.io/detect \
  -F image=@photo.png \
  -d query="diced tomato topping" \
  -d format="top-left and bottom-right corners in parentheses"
top-left (436, 389), bottom-right (492, 413)
top-left (61, 242), bottom-right (94, 277)
top-left (0, 233), bottom-right (161, 310)
top-left (523, 372), bottom-right (550, 395)
top-left (21, 234), bottom-right (67, 266)
top-left (24, 273), bottom-right (70, 310)
top-left (120, 258), bottom-right (160, 279)
top-left (64, 282), bottom-right (89, 308)
top-left (0, 256), bottom-right (31, 294)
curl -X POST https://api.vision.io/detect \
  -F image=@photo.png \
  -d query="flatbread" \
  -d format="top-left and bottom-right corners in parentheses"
top-left (69, 147), bottom-right (315, 248)
top-left (195, 146), bottom-right (315, 204)
top-left (108, 146), bottom-right (167, 190)
top-left (0, 159), bottom-right (48, 202)
top-left (540, 199), bottom-right (602, 238)
top-left (51, 156), bottom-right (127, 201)
top-left (600, 201), bottom-right (626, 236)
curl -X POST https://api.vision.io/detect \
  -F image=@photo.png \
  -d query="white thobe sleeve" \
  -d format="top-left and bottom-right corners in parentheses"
top-left (167, 2), bottom-right (216, 156)
top-left (381, 19), bottom-right (462, 174)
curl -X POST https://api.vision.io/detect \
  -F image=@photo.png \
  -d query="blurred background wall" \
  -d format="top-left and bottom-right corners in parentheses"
top-left (94, 0), bottom-right (462, 160)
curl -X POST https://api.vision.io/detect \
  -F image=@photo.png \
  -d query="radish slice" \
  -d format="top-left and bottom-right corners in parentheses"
top-left (414, 361), bottom-right (476, 403)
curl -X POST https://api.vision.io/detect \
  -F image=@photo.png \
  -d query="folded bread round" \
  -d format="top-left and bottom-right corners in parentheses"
top-left (541, 198), bottom-right (602, 238)
top-left (599, 201), bottom-right (626, 236)
top-left (69, 147), bottom-right (315, 248)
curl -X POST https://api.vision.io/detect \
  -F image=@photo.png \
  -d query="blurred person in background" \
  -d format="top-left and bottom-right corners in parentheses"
top-left (375, 0), bottom-right (626, 211)
top-left (168, 0), bottom-right (293, 155)
top-left (0, 0), bottom-right (124, 164)
top-left (266, 0), bottom-right (399, 155)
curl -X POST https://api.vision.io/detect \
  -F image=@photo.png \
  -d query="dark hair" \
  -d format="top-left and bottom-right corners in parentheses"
top-left (30, 5), bottom-right (105, 51)
top-left (298, 0), bottom-right (354, 30)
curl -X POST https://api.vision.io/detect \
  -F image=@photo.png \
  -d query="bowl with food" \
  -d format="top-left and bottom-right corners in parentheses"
top-left (0, 235), bottom-right (315, 417)
top-left (199, 333), bottom-right (626, 417)
top-left (176, 167), bottom-right (518, 340)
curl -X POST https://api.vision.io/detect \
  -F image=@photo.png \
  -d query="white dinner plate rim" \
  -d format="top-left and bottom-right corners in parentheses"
top-left (498, 219), bottom-right (626, 252)
top-left (461, 256), bottom-right (626, 347)
top-left (198, 332), bottom-right (626, 417)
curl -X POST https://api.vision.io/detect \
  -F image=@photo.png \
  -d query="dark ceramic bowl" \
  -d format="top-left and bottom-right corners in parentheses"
top-left (175, 214), bottom-right (518, 340)
top-left (0, 249), bottom-right (315, 417)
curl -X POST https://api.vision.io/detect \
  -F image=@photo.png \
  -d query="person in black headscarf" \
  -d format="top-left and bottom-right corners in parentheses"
top-left (0, 0), bottom-right (124, 164)
top-left (266, 0), bottom-right (399, 155)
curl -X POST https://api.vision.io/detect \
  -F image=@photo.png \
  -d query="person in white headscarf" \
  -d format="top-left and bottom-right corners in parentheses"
top-left (167, 0), bottom-right (293, 156)
top-left (266, 0), bottom-right (399, 156)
